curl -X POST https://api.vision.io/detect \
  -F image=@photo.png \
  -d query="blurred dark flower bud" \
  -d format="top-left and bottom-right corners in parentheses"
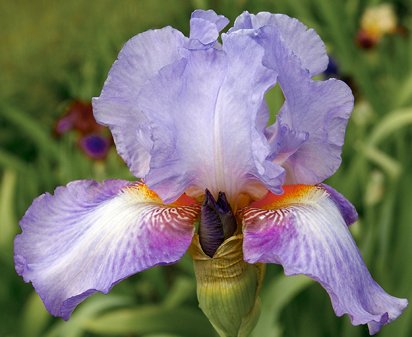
top-left (78, 134), bottom-right (112, 160)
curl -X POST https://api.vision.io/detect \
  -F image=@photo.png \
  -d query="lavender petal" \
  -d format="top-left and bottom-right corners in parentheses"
top-left (188, 9), bottom-right (229, 48)
top-left (230, 12), bottom-right (328, 76)
top-left (14, 180), bottom-right (199, 319)
top-left (243, 185), bottom-right (407, 334)
top-left (137, 31), bottom-right (283, 203)
top-left (257, 25), bottom-right (354, 183)
top-left (93, 27), bottom-right (187, 178)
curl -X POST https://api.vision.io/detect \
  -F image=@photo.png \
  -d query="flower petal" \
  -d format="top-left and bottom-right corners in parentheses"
top-left (92, 27), bottom-right (187, 178)
top-left (257, 25), bottom-right (354, 183)
top-left (242, 184), bottom-right (407, 334)
top-left (188, 9), bottom-right (229, 48)
top-left (265, 122), bottom-right (308, 164)
top-left (137, 31), bottom-right (283, 203)
top-left (230, 12), bottom-right (328, 76)
top-left (320, 183), bottom-right (358, 226)
top-left (14, 180), bottom-right (199, 319)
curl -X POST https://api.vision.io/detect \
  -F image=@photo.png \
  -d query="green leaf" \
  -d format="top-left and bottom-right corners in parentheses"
top-left (251, 274), bottom-right (312, 337)
top-left (368, 108), bottom-right (412, 146)
top-left (358, 144), bottom-right (402, 180)
top-left (43, 294), bottom-right (132, 337)
top-left (83, 305), bottom-right (216, 337)
top-left (1, 105), bottom-right (62, 162)
top-left (162, 276), bottom-right (196, 309)
top-left (20, 291), bottom-right (51, 337)
top-left (0, 149), bottom-right (27, 173)
top-left (0, 170), bottom-right (17, 253)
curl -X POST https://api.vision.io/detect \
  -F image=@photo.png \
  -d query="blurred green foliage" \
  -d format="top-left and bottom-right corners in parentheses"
top-left (1, 0), bottom-right (411, 336)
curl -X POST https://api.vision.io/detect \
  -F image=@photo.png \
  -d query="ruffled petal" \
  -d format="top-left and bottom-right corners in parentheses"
top-left (14, 180), bottom-right (199, 319)
top-left (242, 184), bottom-right (407, 334)
top-left (265, 121), bottom-right (308, 164)
top-left (230, 12), bottom-right (328, 76)
top-left (92, 27), bottom-right (187, 178)
top-left (256, 25), bottom-right (354, 183)
top-left (137, 30), bottom-right (283, 203)
top-left (188, 9), bottom-right (229, 48)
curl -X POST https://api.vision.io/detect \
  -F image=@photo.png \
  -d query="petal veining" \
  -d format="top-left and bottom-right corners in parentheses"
top-left (14, 180), bottom-right (199, 319)
top-left (242, 184), bottom-right (407, 334)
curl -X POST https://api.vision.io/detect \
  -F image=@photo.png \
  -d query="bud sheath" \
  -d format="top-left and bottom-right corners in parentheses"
top-left (190, 234), bottom-right (264, 337)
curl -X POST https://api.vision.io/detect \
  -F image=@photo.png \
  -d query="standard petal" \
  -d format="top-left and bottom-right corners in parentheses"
top-left (92, 27), bottom-right (187, 178)
top-left (137, 31), bottom-right (283, 203)
top-left (14, 180), bottom-right (199, 319)
top-left (230, 12), bottom-right (328, 76)
top-left (257, 26), bottom-right (354, 183)
top-left (242, 184), bottom-right (407, 334)
top-left (265, 121), bottom-right (308, 164)
top-left (188, 9), bottom-right (229, 48)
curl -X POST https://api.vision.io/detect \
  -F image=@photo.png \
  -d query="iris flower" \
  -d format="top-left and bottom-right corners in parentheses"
top-left (357, 3), bottom-right (398, 49)
top-left (54, 100), bottom-right (113, 160)
top-left (15, 9), bottom-right (407, 336)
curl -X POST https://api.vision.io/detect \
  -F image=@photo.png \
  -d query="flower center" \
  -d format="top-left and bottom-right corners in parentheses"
top-left (199, 189), bottom-right (237, 257)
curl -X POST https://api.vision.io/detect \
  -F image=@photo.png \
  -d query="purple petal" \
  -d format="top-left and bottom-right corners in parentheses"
top-left (230, 12), bottom-right (328, 76)
top-left (188, 9), bottom-right (229, 48)
top-left (320, 183), bottom-right (358, 226)
top-left (256, 25), bottom-right (354, 184)
top-left (265, 121), bottom-right (308, 164)
top-left (255, 100), bottom-right (270, 132)
top-left (242, 185), bottom-right (407, 334)
top-left (137, 31), bottom-right (283, 203)
top-left (275, 79), bottom-right (353, 184)
top-left (14, 180), bottom-right (199, 319)
top-left (92, 27), bottom-right (187, 178)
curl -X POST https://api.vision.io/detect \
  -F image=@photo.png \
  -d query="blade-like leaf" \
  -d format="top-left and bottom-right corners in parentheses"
top-left (83, 305), bottom-right (216, 337)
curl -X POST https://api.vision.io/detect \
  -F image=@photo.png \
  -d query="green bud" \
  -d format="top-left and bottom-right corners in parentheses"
top-left (189, 234), bottom-right (264, 337)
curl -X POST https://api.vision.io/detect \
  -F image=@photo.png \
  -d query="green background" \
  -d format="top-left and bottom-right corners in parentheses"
top-left (1, 0), bottom-right (411, 336)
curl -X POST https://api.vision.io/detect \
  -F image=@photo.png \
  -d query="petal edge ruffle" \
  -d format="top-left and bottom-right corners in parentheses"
top-left (230, 12), bottom-right (328, 76)
top-left (15, 180), bottom-right (199, 319)
top-left (243, 185), bottom-right (407, 334)
top-left (92, 27), bottom-right (187, 178)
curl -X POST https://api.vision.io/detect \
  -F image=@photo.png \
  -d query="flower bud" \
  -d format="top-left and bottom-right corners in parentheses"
top-left (189, 234), bottom-right (264, 337)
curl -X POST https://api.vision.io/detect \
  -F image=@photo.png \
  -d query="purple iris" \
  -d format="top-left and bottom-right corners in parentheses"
top-left (79, 134), bottom-right (111, 160)
top-left (14, 10), bottom-right (407, 335)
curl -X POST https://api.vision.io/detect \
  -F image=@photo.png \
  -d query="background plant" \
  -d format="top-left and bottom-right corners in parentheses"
top-left (1, 0), bottom-right (411, 336)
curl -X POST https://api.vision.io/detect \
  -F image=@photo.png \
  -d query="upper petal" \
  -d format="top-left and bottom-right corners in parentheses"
top-left (265, 121), bottom-right (308, 165)
top-left (93, 27), bottom-right (187, 178)
top-left (257, 25), bottom-right (354, 183)
top-left (137, 30), bottom-right (283, 203)
top-left (14, 180), bottom-right (199, 319)
top-left (188, 9), bottom-right (229, 48)
top-left (230, 12), bottom-right (328, 76)
top-left (242, 185), bottom-right (407, 334)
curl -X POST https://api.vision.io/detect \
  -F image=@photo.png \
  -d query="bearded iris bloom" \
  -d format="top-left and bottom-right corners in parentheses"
top-left (15, 9), bottom-right (407, 336)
